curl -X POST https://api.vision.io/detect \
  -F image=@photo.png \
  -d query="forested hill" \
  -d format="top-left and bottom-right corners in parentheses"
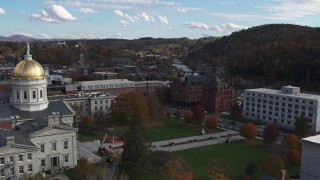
top-left (188, 24), bottom-right (320, 87)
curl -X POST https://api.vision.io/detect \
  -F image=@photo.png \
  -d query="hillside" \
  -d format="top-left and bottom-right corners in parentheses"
top-left (187, 24), bottom-right (320, 89)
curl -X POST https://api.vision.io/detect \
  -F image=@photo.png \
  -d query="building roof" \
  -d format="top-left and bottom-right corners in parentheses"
top-left (0, 129), bottom-right (36, 147)
top-left (302, 134), bottom-right (320, 144)
top-left (0, 100), bottom-right (73, 121)
top-left (246, 88), bottom-right (320, 100)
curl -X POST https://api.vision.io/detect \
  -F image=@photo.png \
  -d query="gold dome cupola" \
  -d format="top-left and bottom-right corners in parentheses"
top-left (12, 43), bottom-right (45, 80)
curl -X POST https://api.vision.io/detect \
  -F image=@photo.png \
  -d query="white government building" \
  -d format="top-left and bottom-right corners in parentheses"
top-left (0, 44), bottom-right (77, 179)
top-left (242, 86), bottom-right (320, 132)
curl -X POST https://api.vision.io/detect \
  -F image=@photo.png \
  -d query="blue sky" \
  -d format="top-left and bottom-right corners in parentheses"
top-left (0, 0), bottom-right (319, 39)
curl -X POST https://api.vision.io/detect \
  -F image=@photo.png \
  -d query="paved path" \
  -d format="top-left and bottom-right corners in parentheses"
top-left (151, 129), bottom-right (244, 152)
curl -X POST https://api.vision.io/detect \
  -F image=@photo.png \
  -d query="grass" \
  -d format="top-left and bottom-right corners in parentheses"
top-left (64, 168), bottom-right (76, 180)
top-left (78, 116), bottom-right (224, 142)
top-left (172, 139), bottom-right (299, 180)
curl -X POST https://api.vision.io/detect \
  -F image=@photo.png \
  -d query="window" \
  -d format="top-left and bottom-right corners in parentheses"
top-left (40, 90), bottom-right (43, 98)
top-left (95, 101), bottom-right (97, 104)
top-left (64, 155), bottom-right (69, 163)
top-left (18, 155), bottom-right (23, 162)
top-left (100, 106), bottom-right (102, 110)
top-left (0, 169), bottom-right (4, 176)
top-left (0, 158), bottom-right (4, 165)
top-left (27, 164), bottom-right (32, 173)
top-left (310, 101), bottom-right (313, 105)
top-left (27, 153), bottom-right (32, 161)
top-left (32, 91), bottom-right (36, 99)
top-left (105, 100), bottom-right (108, 103)
top-left (9, 156), bottom-right (14, 162)
top-left (41, 159), bottom-right (45, 167)
top-left (95, 107), bottom-right (97, 111)
top-left (16, 91), bottom-right (19, 99)
top-left (64, 141), bottom-right (68, 150)
top-left (52, 142), bottom-right (57, 151)
top-left (19, 166), bottom-right (24, 174)
top-left (100, 100), bottom-right (102, 104)
top-left (40, 144), bottom-right (45, 153)
top-left (9, 167), bottom-right (14, 175)
top-left (24, 91), bottom-right (27, 99)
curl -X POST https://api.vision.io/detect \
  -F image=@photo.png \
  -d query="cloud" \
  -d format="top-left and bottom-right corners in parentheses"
top-left (79, 7), bottom-right (97, 14)
top-left (176, 7), bottom-right (202, 13)
top-left (211, 23), bottom-right (248, 33)
top-left (113, 9), bottom-right (139, 22)
top-left (159, 15), bottom-right (169, 25)
top-left (184, 21), bottom-right (247, 33)
top-left (29, 5), bottom-right (76, 23)
top-left (220, 1), bottom-right (236, 5)
top-left (158, 15), bottom-right (172, 30)
top-left (139, 12), bottom-right (154, 21)
top-left (184, 21), bottom-right (210, 30)
top-left (0, 7), bottom-right (5, 15)
top-left (114, 9), bottom-right (124, 16)
top-left (121, 20), bottom-right (129, 27)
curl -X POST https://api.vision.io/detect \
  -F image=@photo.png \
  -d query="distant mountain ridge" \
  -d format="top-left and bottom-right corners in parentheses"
top-left (0, 34), bottom-right (36, 42)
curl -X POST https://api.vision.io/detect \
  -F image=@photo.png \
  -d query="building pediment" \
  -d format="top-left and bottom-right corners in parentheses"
top-left (0, 145), bottom-right (37, 155)
top-left (29, 126), bottom-right (76, 138)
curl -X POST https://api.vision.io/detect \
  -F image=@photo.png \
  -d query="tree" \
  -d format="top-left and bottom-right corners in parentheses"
top-left (155, 87), bottom-right (170, 104)
top-left (263, 124), bottom-right (279, 144)
top-left (240, 123), bottom-right (257, 141)
top-left (184, 110), bottom-right (194, 123)
top-left (75, 157), bottom-right (104, 180)
top-left (82, 116), bottom-right (92, 126)
top-left (192, 104), bottom-right (205, 123)
top-left (287, 149), bottom-right (301, 166)
top-left (208, 158), bottom-right (232, 180)
top-left (295, 115), bottom-right (310, 135)
top-left (175, 109), bottom-right (181, 119)
top-left (119, 119), bottom-right (151, 179)
top-left (110, 91), bottom-right (148, 125)
top-left (282, 134), bottom-right (300, 151)
top-left (93, 110), bottom-right (104, 123)
top-left (159, 159), bottom-right (193, 180)
top-left (260, 154), bottom-right (289, 180)
top-left (206, 115), bottom-right (218, 129)
top-left (145, 95), bottom-right (163, 123)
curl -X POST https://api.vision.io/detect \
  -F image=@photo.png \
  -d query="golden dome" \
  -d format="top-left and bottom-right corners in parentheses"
top-left (12, 59), bottom-right (45, 80)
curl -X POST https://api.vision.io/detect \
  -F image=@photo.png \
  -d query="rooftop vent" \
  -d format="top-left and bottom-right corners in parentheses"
top-left (32, 122), bottom-right (38, 127)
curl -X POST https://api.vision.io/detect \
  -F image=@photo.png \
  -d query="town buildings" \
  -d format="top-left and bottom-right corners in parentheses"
top-left (0, 44), bottom-right (77, 178)
top-left (242, 86), bottom-right (320, 132)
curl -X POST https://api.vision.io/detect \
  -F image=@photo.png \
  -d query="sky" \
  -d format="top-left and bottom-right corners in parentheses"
top-left (0, 0), bottom-right (320, 39)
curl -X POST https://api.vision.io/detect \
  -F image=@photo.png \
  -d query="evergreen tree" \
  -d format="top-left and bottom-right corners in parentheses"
top-left (119, 119), bottom-right (151, 180)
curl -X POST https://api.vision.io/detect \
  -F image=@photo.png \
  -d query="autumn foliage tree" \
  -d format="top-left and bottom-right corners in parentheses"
top-left (110, 91), bottom-right (148, 125)
top-left (184, 110), bottom-right (194, 123)
top-left (287, 150), bottom-right (301, 166)
top-left (282, 134), bottom-right (301, 151)
top-left (192, 104), bottom-right (205, 123)
top-left (260, 154), bottom-right (289, 180)
top-left (145, 95), bottom-right (163, 123)
top-left (240, 123), bottom-right (257, 141)
top-left (83, 116), bottom-right (93, 125)
top-left (263, 124), bottom-right (279, 144)
top-left (159, 159), bottom-right (193, 180)
top-left (205, 115), bottom-right (218, 129)
top-left (208, 158), bottom-right (232, 180)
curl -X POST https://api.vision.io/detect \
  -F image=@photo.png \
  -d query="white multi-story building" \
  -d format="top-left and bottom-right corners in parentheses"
top-left (242, 86), bottom-right (320, 132)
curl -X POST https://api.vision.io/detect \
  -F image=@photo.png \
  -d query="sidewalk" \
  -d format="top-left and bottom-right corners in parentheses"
top-left (151, 130), bottom-right (244, 152)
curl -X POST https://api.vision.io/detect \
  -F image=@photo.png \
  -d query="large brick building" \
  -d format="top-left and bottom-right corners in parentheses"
top-left (170, 74), bottom-right (237, 112)
top-left (203, 76), bottom-right (237, 112)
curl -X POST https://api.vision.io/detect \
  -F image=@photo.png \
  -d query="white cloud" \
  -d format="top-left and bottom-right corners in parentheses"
top-left (79, 7), bottom-right (97, 14)
top-left (211, 23), bottom-right (248, 33)
top-left (139, 12), bottom-right (154, 21)
top-left (121, 20), bottom-right (129, 27)
top-left (114, 9), bottom-right (124, 16)
top-left (159, 15), bottom-right (169, 25)
top-left (176, 7), bottom-right (202, 13)
top-left (114, 9), bottom-right (140, 27)
top-left (220, 1), bottom-right (236, 5)
top-left (0, 7), bottom-right (5, 15)
top-left (29, 5), bottom-right (76, 23)
top-left (184, 21), bottom-right (210, 30)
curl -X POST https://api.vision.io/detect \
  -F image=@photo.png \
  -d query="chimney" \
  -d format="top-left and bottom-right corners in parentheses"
top-left (6, 136), bottom-right (15, 145)
top-left (48, 116), bottom-right (60, 126)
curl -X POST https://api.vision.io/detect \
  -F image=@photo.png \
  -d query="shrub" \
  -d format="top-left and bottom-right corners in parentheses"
top-left (240, 123), bottom-right (257, 141)
top-left (287, 149), bottom-right (301, 166)
top-left (206, 116), bottom-right (218, 129)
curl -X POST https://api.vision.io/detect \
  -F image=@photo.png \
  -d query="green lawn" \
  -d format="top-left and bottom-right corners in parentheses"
top-left (79, 116), bottom-right (224, 142)
top-left (172, 140), bottom-right (299, 180)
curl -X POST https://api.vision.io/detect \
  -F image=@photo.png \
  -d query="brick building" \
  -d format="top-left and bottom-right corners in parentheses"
top-left (203, 76), bottom-right (237, 112)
